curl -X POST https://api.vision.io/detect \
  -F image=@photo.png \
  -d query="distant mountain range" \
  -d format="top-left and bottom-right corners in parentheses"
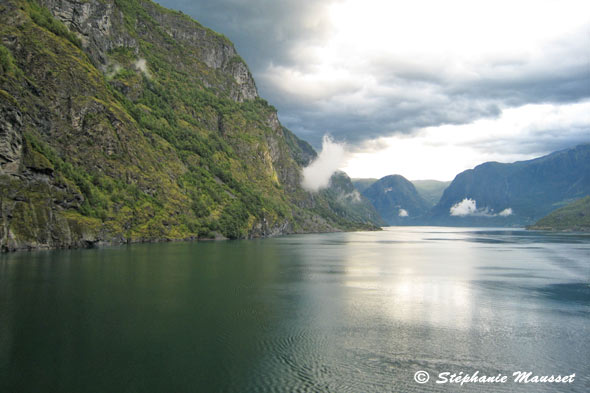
top-left (356, 175), bottom-right (429, 225)
top-left (351, 178), bottom-right (378, 193)
top-left (411, 180), bottom-right (451, 207)
top-left (352, 178), bottom-right (450, 209)
top-left (351, 178), bottom-right (450, 225)
top-left (354, 144), bottom-right (590, 227)
top-left (429, 144), bottom-right (590, 226)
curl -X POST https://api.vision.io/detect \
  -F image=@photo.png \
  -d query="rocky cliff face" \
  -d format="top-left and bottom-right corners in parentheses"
top-left (0, 0), bottom-right (379, 251)
top-left (0, 105), bottom-right (22, 175)
top-left (39, 0), bottom-right (258, 101)
top-left (39, 0), bottom-right (135, 68)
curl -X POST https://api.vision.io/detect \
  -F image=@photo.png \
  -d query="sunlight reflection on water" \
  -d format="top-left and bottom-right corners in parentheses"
top-left (1, 227), bottom-right (589, 392)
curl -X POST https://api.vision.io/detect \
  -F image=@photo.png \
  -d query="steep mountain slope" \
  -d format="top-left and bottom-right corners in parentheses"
top-left (361, 175), bottom-right (429, 225)
top-left (429, 144), bottom-right (590, 226)
top-left (0, 0), bottom-right (378, 251)
top-left (528, 196), bottom-right (590, 231)
top-left (322, 172), bottom-right (384, 227)
top-left (411, 180), bottom-right (450, 207)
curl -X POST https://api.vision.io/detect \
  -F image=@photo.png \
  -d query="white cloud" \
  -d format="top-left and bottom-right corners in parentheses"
top-left (159, 0), bottom-right (590, 181)
top-left (449, 198), bottom-right (514, 217)
top-left (262, 0), bottom-right (589, 140)
top-left (498, 208), bottom-right (513, 217)
top-left (106, 63), bottom-right (122, 78)
top-left (348, 190), bottom-right (361, 202)
top-left (337, 190), bottom-right (362, 203)
top-left (302, 135), bottom-right (348, 192)
top-left (450, 199), bottom-right (479, 216)
top-left (342, 101), bottom-right (590, 180)
top-left (134, 58), bottom-right (151, 78)
top-left (398, 209), bottom-right (409, 217)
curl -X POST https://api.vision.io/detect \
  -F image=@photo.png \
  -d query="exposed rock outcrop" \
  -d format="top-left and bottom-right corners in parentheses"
top-left (0, 0), bottom-right (379, 252)
top-left (40, 0), bottom-right (138, 68)
top-left (0, 106), bottom-right (22, 175)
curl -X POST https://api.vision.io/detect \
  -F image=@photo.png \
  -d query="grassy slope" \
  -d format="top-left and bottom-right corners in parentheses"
top-left (0, 0), bottom-right (377, 250)
top-left (528, 196), bottom-right (590, 231)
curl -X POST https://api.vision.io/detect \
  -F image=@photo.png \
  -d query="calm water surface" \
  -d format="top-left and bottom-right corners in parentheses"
top-left (1, 227), bottom-right (589, 392)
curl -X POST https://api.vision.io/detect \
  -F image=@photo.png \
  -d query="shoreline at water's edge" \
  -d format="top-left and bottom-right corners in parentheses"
top-left (0, 225), bottom-right (382, 254)
top-left (526, 225), bottom-right (590, 232)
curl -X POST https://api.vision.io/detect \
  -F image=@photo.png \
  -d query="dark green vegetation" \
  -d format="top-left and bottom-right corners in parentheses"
top-left (360, 175), bottom-right (430, 225)
top-left (429, 144), bottom-right (590, 226)
top-left (320, 172), bottom-right (384, 227)
top-left (411, 180), bottom-right (451, 207)
top-left (0, 0), bottom-right (379, 251)
top-left (528, 196), bottom-right (590, 231)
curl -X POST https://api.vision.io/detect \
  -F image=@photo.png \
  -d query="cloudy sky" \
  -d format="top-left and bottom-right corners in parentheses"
top-left (158, 0), bottom-right (589, 180)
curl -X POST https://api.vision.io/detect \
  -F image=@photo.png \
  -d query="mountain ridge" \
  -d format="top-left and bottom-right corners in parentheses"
top-left (360, 175), bottom-right (430, 225)
top-left (351, 146), bottom-right (589, 227)
top-left (0, 0), bottom-right (380, 251)
top-left (428, 144), bottom-right (590, 226)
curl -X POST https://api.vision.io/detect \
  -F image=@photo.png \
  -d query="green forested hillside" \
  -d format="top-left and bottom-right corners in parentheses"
top-left (0, 0), bottom-right (379, 251)
top-left (528, 196), bottom-right (590, 231)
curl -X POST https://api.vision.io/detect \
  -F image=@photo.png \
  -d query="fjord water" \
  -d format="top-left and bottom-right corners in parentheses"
top-left (1, 228), bottom-right (589, 392)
